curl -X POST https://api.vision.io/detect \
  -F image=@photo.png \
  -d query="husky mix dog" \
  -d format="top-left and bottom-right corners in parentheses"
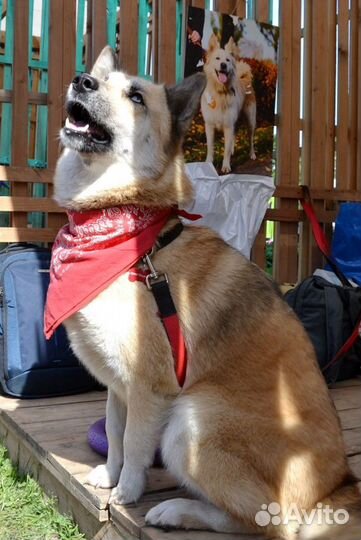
top-left (51, 47), bottom-right (361, 539)
top-left (201, 35), bottom-right (257, 173)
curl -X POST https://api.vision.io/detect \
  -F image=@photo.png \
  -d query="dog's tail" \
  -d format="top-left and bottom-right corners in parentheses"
top-left (298, 475), bottom-right (361, 540)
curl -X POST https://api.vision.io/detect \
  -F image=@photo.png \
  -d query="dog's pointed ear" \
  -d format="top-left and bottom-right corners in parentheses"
top-left (91, 46), bottom-right (118, 79)
top-left (225, 36), bottom-right (239, 59)
top-left (208, 33), bottom-right (220, 52)
top-left (165, 72), bottom-right (206, 140)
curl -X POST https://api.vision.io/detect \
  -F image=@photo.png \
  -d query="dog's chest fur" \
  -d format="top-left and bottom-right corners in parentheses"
top-left (201, 85), bottom-right (243, 128)
top-left (63, 271), bottom-right (178, 397)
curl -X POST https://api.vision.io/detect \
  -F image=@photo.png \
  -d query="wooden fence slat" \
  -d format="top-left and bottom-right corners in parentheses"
top-left (324, 0), bottom-right (336, 190)
top-left (11, 0), bottom-right (30, 228)
top-left (0, 197), bottom-right (63, 213)
top-left (215, 0), bottom-right (238, 13)
top-left (47, 1), bottom-right (76, 235)
top-left (349, 0), bottom-right (359, 189)
top-left (358, 0), bottom-right (361, 190)
top-left (91, 0), bottom-right (108, 66)
top-left (273, 0), bottom-right (301, 283)
top-left (118, 0), bottom-right (139, 75)
top-left (336, 0), bottom-right (350, 189)
top-left (255, 0), bottom-right (269, 21)
top-left (48, 1), bottom-right (64, 170)
top-left (191, 1), bottom-right (206, 8)
top-left (249, 1), bottom-right (270, 268)
top-left (157, 0), bottom-right (177, 84)
top-left (0, 227), bottom-right (63, 243)
top-left (0, 166), bottom-right (54, 183)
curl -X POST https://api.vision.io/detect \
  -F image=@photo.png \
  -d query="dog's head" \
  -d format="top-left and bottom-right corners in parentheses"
top-left (55, 46), bottom-right (205, 209)
top-left (204, 35), bottom-right (236, 89)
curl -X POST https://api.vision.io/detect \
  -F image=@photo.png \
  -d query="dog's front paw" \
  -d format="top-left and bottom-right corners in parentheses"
top-left (85, 464), bottom-right (120, 489)
top-left (250, 150), bottom-right (256, 160)
top-left (109, 465), bottom-right (146, 505)
top-left (221, 163), bottom-right (231, 174)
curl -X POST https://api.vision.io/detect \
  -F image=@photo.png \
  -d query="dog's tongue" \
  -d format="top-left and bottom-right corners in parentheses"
top-left (218, 72), bottom-right (228, 84)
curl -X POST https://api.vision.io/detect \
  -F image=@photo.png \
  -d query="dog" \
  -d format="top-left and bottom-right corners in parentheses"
top-left (47, 46), bottom-right (361, 539)
top-left (201, 35), bottom-right (256, 173)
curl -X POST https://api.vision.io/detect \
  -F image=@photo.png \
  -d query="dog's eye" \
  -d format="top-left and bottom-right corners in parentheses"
top-left (129, 92), bottom-right (144, 105)
top-left (226, 58), bottom-right (230, 62)
top-left (216, 56), bottom-right (220, 60)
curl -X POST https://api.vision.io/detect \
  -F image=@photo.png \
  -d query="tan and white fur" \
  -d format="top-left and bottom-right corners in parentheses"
top-left (201, 35), bottom-right (256, 173)
top-left (54, 46), bottom-right (361, 540)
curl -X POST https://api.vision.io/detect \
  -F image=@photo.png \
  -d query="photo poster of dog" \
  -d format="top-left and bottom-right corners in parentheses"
top-left (184, 6), bottom-right (279, 176)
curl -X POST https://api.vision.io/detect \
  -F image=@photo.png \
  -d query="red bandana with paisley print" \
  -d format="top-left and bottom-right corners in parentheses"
top-left (44, 205), bottom-right (176, 339)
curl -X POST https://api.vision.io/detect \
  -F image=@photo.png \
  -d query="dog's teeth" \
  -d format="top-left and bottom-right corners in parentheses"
top-left (65, 117), bottom-right (89, 133)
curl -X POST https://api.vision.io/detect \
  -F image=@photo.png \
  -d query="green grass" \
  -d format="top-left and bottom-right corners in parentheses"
top-left (0, 443), bottom-right (86, 540)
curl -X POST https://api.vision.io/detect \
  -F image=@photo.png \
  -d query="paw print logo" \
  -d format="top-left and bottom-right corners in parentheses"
top-left (255, 502), bottom-right (282, 527)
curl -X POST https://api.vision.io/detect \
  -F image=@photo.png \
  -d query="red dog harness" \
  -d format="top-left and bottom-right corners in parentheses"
top-left (44, 205), bottom-right (200, 386)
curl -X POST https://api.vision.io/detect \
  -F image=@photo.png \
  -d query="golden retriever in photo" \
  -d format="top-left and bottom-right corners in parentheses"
top-left (201, 35), bottom-right (256, 173)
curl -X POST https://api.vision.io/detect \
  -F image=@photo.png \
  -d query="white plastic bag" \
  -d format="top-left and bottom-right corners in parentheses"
top-left (183, 162), bottom-right (275, 259)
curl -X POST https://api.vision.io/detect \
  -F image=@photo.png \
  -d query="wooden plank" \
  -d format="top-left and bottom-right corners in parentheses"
top-left (0, 226), bottom-right (64, 242)
top-left (157, 0), bottom-right (177, 84)
top-left (330, 386), bottom-right (361, 412)
top-left (273, 0), bottom-right (301, 283)
top-left (11, 0), bottom-right (30, 229)
top-left (255, 0), bottom-right (269, 21)
top-left (48, 0), bottom-right (65, 168)
top-left (0, 90), bottom-right (48, 105)
top-left (336, 0), bottom-right (350, 189)
top-left (349, 0), bottom-right (359, 188)
top-left (342, 428), bottom-right (361, 457)
top-left (191, 0), bottom-right (206, 8)
top-left (338, 408), bottom-right (361, 431)
top-left (0, 196), bottom-right (63, 213)
top-left (110, 489), bottom-right (188, 538)
top-left (91, 0), bottom-right (108, 65)
top-left (349, 453), bottom-right (361, 479)
top-left (358, 0), bottom-right (361, 191)
top-left (62, 0), bottom-right (77, 97)
top-left (0, 391), bottom-right (106, 412)
top-left (215, 0), bottom-right (238, 13)
top-left (5, 401), bottom-right (106, 425)
top-left (119, 0), bottom-right (139, 75)
top-left (142, 527), bottom-right (264, 540)
top-left (274, 185), bottom-right (361, 202)
top-left (0, 165), bottom-right (54, 183)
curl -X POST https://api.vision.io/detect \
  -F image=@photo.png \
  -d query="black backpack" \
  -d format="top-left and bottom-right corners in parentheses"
top-left (285, 276), bottom-right (361, 384)
top-left (285, 187), bottom-right (361, 384)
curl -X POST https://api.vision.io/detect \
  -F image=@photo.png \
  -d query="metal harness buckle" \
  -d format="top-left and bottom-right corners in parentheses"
top-left (143, 251), bottom-right (168, 291)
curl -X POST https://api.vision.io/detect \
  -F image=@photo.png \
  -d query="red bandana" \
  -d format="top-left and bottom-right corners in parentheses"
top-left (44, 205), bottom-right (175, 339)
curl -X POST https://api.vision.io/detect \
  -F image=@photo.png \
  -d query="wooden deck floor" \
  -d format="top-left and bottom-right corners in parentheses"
top-left (0, 379), bottom-right (360, 540)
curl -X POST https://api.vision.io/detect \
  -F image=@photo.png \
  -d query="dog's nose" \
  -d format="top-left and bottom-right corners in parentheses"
top-left (72, 73), bottom-right (99, 93)
top-left (220, 62), bottom-right (227, 71)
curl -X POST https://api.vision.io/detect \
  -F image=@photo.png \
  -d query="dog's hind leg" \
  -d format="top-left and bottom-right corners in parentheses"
top-left (221, 126), bottom-right (234, 173)
top-left (205, 123), bottom-right (215, 163)
top-left (86, 389), bottom-right (126, 488)
top-left (145, 498), bottom-right (250, 533)
top-left (244, 99), bottom-right (257, 160)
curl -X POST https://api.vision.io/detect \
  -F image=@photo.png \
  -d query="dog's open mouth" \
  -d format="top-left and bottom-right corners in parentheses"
top-left (216, 70), bottom-right (228, 85)
top-left (64, 102), bottom-right (112, 149)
